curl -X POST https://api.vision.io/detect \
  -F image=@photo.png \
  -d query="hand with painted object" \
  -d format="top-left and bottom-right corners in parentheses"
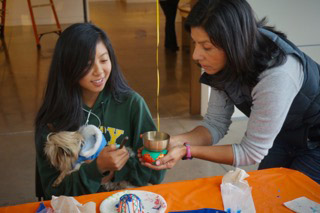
top-left (97, 136), bottom-right (130, 174)
top-left (139, 141), bottom-right (186, 170)
top-left (96, 144), bottom-right (129, 173)
top-left (97, 136), bottom-right (131, 173)
top-left (138, 131), bottom-right (170, 165)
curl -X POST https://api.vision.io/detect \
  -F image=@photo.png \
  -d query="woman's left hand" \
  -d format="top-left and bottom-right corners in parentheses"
top-left (138, 144), bottom-right (186, 170)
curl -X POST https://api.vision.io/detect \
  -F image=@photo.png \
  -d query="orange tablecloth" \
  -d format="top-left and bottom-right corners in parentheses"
top-left (0, 168), bottom-right (319, 212)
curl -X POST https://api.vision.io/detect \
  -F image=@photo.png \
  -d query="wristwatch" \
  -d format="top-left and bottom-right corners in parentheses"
top-left (182, 142), bottom-right (193, 160)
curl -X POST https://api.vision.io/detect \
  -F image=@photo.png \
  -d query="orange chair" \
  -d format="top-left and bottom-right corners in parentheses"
top-left (26, 0), bottom-right (61, 48)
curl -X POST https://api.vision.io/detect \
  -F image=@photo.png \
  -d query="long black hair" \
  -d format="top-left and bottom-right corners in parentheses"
top-left (185, 0), bottom-right (287, 89)
top-left (35, 23), bottom-right (131, 132)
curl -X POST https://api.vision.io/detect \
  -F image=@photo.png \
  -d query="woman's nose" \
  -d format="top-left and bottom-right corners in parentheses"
top-left (192, 45), bottom-right (202, 61)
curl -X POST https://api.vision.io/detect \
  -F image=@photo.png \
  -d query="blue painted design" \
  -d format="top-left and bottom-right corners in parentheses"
top-left (116, 194), bottom-right (144, 213)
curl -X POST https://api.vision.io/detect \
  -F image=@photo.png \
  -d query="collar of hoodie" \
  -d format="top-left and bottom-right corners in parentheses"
top-left (82, 90), bottom-right (110, 127)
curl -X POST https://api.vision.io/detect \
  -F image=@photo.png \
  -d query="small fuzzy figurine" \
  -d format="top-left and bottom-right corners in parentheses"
top-left (44, 125), bottom-right (132, 190)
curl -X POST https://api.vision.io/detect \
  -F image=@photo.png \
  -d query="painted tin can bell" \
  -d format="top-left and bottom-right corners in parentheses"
top-left (142, 131), bottom-right (169, 164)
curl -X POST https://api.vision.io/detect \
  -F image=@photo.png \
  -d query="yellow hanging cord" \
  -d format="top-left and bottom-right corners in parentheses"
top-left (156, 0), bottom-right (160, 131)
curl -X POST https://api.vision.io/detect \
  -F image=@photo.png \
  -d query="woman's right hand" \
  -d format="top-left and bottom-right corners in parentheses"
top-left (96, 144), bottom-right (129, 173)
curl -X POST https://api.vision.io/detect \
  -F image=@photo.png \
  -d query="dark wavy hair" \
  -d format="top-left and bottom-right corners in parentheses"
top-left (185, 0), bottom-right (287, 89)
top-left (35, 23), bottom-right (131, 132)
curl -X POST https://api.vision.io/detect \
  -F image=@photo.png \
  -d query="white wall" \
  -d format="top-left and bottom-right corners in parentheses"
top-left (248, 0), bottom-right (320, 64)
top-left (201, 0), bottom-right (320, 117)
top-left (6, 0), bottom-right (85, 26)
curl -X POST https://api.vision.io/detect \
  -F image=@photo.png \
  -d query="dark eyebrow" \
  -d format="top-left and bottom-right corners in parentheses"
top-left (99, 52), bottom-right (109, 58)
top-left (198, 41), bottom-right (212, 45)
top-left (191, 38), bottom-right (212, 45)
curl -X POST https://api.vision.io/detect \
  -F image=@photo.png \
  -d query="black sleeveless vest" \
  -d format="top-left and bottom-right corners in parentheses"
top-left (200, 28), bottom-right (320, 148)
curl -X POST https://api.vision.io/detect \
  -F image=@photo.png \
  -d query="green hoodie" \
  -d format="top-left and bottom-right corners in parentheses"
top-left (35, 90), bottom-right (165, 200)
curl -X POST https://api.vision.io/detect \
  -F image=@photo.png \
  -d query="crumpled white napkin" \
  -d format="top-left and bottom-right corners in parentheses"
top-left (51, 195), bottom-right (96, 213)
top-left (220, 168), bottom-right (256, 213)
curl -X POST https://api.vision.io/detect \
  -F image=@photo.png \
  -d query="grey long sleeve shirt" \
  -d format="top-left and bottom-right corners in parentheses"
top-left (200, 55), bottom-right (304, 166)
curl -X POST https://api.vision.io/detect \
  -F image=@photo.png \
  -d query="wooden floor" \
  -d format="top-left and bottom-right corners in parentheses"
top-left (0, 1), bottom-right (191, 134)
top-left (89, 1), bottom-right (191, 119)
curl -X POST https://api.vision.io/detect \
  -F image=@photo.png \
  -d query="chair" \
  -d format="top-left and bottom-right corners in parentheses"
top-left (26, 0), bottom-right (61, 48)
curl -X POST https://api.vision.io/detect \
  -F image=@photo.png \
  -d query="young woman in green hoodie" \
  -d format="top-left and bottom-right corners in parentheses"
top-left (35, 23), bottom-right (165, 200)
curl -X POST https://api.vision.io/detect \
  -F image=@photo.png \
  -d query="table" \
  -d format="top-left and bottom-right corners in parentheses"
top-left (0, 168), bottom-right (319, 212)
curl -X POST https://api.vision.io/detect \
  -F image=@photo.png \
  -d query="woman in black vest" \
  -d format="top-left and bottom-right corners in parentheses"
top-left (140, 0), bottom-right (320, 184)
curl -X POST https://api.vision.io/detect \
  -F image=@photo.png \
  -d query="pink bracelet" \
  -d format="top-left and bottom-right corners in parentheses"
top-left (182, 142), bottom-right (193, 160)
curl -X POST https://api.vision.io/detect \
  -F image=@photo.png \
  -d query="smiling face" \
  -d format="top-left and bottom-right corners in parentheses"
top-left (191, 27), bottom-right (227, 75)
top-left (79, 41), bottom-right (112, 104)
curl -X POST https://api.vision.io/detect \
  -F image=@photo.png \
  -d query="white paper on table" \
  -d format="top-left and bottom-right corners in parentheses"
top-left (283, 196), bottom-right (320, 213)
top-left (51, 195), bottom-right (96, 213)
top-left (220, 168), bottom-right (256, 213)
